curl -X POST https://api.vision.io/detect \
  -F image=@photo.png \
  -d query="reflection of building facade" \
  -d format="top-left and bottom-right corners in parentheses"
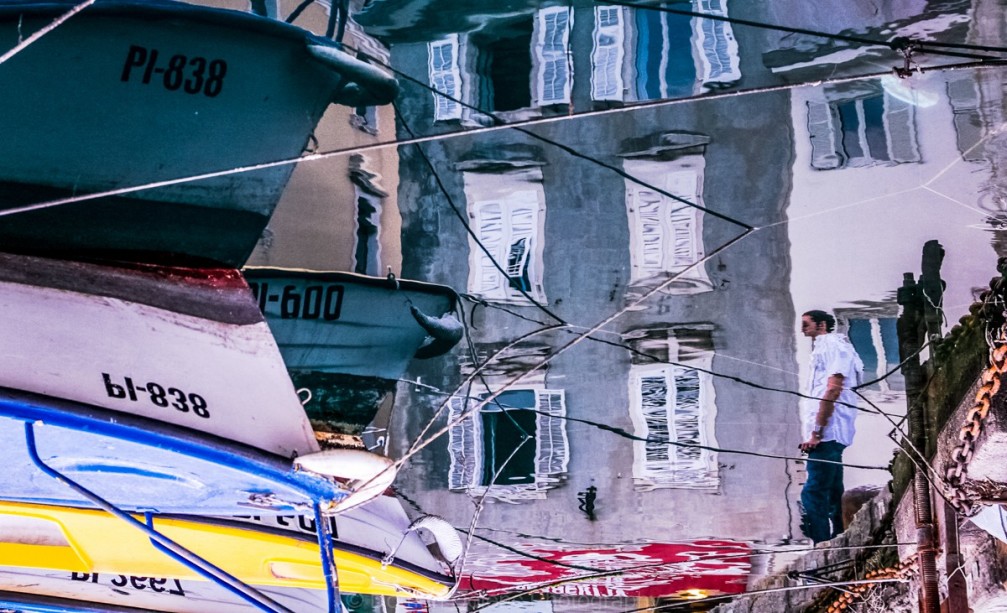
top-left (370, 3), bottom-right (803, 602)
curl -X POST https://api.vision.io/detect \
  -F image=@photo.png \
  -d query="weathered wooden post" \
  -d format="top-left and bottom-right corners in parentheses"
top-left (919, 241), bottom-right (971, 613)
top-left (897, 263), bottom-right (939, 613)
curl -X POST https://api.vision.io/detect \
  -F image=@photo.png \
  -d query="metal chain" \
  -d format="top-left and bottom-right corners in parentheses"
top-left (825, 555), bottom-right (919, 613)
top-left (943, 280), bottom-right (1007, 517)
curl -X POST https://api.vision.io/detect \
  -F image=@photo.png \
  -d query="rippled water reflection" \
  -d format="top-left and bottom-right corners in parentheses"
top-left (235, 0), bottom-right (1007, 609)
top-left (61, 0), bottom-right (1007, 610)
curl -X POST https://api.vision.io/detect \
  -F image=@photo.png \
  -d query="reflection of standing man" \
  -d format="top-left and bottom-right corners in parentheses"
top-left (798, 310), bottom-right (864, 543)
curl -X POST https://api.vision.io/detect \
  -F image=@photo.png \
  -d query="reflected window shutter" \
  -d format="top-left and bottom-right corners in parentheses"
top-left (884, 93), bottom-right (921, 164)
top-left (473, 202), bottom-right (505, 298)
top-left (639, 371), bottom-right (673, 478)
top-left (448, 397), bottom-right (477, 490)
top-left (592, 7), bottom-right (624, 101)
top-left (669, 207), bottom-right (699, 269)
top-left (429, 37), bottom-right (462, 121)
top-left (665, 171), bottom-right (701, 270)
top-left (947, 75), bottom-right (984, 159)
top-left (537, 8), bottom-right (572, 105)
top-left (671, 367), bottom-right (704, 472)
top-left (634, 191), bottom-right (665, 272)
top-left (666, 169), bottom-right (698, 200)
top-left (807, 101), bottom-right (841, 170)
top-left (506, 202), bottom-right (536, 286)
top-left (535, 390), bottom-right (568, 481)
top-left (693, 0), bottom-right (740, 85)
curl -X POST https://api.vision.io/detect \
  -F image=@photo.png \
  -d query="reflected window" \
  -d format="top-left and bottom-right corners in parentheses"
top-left (352, 190), bottom-right (381, 276)
top-left (592, 6), bottom-right (626, 101)
top-left (693, 0), bottom-right (741, 89)
top-left (348, 155), bottom-right (387, 276)
top-left (626, 326), bottom-right (718, 491)
top-left (624, 155), bottom-right (711, 293)
top-left (844, 316), bottom-right (904, 395)
top-left (807, 89), bottom-right (921, 170)
top-left (350, 104), bottom-right (378, 135)
top-left (433, 8), bottom-right (571, 119)
top-left (429, 35), bottom-right (462, 121)
top-left (464, 168), bottom-right (547, 303)
top-left (448, 388), bottom-right (568, 501)
top-left (475, 19), bottom-right (534, 113)
top-left (946, 74), bottom-right (986, 163)
top-left (593, 1), bottom-right (739, 103)
top-left (533, 7), bottom-right (572, 107)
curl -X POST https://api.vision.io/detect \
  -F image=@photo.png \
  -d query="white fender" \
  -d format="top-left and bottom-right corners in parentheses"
top-left (293, 449), bottom-right (397, 512)
top-left (409, 515), bottom-right (463, 565)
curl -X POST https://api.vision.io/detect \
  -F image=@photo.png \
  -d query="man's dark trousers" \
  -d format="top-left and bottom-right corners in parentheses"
top-left (801, 441), bottom-right (846, 543)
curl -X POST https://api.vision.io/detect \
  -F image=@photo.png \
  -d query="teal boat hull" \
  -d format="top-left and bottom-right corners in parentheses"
top-left (0, 1), bottom-right (398, 267)
top-left (243, 268), bottom-right (459, 435)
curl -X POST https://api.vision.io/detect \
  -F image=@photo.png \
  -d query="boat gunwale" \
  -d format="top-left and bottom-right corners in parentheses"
top-left (0, 253), bottom-right (264, 326)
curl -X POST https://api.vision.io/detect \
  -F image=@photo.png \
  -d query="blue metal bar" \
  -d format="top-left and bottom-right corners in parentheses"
top-left (144, 513), bottom-right (292, 613)
top-left (23, 422), bottom-right (293, 613)
top-left (314, 501), bottom-right (341, 613)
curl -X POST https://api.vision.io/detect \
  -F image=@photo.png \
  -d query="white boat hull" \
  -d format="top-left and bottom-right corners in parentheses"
top-left (0, 253), bottom-right (318, 458)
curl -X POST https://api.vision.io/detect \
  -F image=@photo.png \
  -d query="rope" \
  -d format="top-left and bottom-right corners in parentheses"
top-left (824, 555), bottom-right (919, 612)
top-left (0, 0), bottom-right (95, 66)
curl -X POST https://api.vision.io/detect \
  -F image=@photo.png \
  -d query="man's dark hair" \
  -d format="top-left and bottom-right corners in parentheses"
top-left (803, 310), bottom-right (835, 332)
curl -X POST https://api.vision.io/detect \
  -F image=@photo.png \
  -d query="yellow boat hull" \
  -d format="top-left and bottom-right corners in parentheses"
top-left (0, 502), bottom-right (451, 599)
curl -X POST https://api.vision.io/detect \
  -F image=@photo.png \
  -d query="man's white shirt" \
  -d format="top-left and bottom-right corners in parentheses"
top-left (801, 332), bottom-right (864, 446)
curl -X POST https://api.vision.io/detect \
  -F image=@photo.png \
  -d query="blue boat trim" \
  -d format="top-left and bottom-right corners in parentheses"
top-left (23, 422), bottom-right (292, 613)
top-left (0, 591), bottom-right (152, 613)
top-left (313, 502), bottom-right (340, 613)
top-left (0, 387), bottom-right (348, 513)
